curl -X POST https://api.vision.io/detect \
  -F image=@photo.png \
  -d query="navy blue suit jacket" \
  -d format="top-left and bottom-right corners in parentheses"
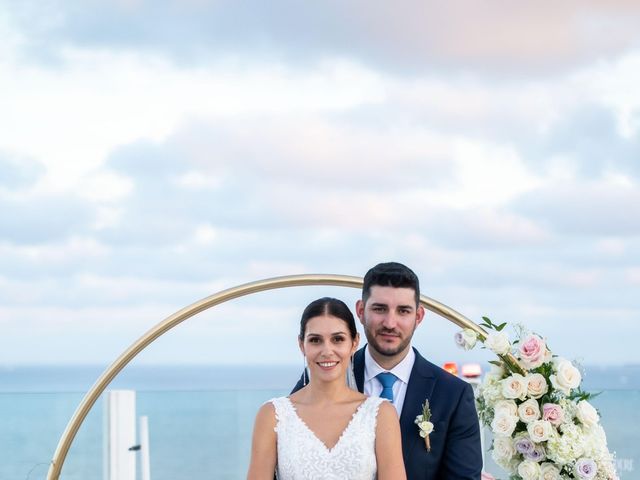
top-left (292, 346), bottom-right (482, 479)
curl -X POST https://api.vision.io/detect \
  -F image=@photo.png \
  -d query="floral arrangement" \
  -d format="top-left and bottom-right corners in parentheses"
top-left (455, 317), bottom-right (618, 480)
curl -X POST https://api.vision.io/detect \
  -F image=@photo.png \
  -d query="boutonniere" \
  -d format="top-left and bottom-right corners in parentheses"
top-left (414, 399), bottom-right (434, 452)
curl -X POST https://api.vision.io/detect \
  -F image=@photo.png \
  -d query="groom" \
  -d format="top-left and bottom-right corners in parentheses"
top-left (293, 262), bottom-right (482, 479)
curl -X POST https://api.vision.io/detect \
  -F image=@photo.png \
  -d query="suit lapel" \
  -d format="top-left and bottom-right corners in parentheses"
top-left (399, 349), bottom-right (436, 462)
top-left (356, 346), bottom-right (437, 462)
top-left (353, 347), bottom-right (366, 393)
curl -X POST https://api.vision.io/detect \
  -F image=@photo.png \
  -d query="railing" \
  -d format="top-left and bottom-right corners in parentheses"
top-left (2, 388), bottom-right (637, 479)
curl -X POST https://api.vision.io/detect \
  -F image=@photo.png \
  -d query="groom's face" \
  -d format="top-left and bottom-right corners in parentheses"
top-left (356, 286), bottom-right (424, 363)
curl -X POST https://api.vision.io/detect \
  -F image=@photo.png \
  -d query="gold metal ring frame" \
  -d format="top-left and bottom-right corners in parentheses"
top-left (47, 273), bottom-right (524, 479)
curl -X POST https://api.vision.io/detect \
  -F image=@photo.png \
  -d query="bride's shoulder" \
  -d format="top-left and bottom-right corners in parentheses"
top-left (372, 397), bottom-right (397, 418)
top-left (264, 395), bottom-right (288, 404)
top-left (263, 396), bottom-right (290, 413)
top-left (252, 401), bottom-right (278, 434)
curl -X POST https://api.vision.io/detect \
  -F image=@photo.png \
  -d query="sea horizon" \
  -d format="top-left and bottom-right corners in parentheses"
top-left (2, 362), bottom-right (639, 392)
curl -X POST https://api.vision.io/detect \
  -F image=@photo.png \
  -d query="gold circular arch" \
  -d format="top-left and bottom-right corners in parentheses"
top-left (47, 273), bottom-right (524, 479)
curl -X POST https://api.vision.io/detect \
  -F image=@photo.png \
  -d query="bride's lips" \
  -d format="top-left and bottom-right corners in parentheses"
top-left (316, 361), bottom-right (339, 370)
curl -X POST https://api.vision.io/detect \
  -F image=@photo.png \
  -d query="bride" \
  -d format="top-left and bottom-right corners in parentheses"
top-left (247, 297), bottom-right (406, 480)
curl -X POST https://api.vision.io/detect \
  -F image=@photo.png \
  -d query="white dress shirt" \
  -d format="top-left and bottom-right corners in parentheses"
top-left (363, 346), bottom-right (415, 417)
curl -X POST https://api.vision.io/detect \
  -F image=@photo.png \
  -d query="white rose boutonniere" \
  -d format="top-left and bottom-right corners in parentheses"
top-left (414, 399), bottom-right (434, 452)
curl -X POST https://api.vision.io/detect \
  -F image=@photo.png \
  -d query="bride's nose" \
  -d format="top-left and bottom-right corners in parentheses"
top-left (320, 343), bottom-right (335, 356)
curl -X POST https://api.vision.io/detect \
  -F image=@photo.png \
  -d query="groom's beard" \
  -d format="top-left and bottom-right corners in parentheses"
top-left (363, 321), bottom-right (416, 357)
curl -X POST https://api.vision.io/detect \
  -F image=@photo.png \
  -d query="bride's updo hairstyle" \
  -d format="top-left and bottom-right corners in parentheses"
top-left (299, 297), bottom-right (358, 341)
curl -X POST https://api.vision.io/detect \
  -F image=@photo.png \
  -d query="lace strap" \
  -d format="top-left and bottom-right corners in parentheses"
top-left (267, 397), bottom-right (290, 433)
top-left (354, 396), bottom-right (385, 416)
top-left (359, 396), bottom-right (386, 429)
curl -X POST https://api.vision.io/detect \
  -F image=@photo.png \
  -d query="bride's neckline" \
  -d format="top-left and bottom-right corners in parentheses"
top-left (285, 396), bottom-right (372, 453)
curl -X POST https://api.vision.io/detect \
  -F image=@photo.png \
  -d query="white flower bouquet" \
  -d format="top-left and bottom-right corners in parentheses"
top-left (457, 317), bottom-right (619, 480)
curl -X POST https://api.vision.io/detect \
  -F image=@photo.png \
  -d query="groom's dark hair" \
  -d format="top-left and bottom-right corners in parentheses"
top-left (299, 297), bottom-right (358, 340)
top-left (362, 262), bottom-right (420, 306)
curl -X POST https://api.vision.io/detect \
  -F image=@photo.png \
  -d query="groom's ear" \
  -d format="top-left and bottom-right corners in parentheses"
top-left (415, 305), bottom-right (425, 326)
top-left (355, 299), bottom-right (365, 324)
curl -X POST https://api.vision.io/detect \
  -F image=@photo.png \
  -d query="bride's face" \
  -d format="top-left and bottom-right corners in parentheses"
top-left (299, 314), bottom-right (359, 384)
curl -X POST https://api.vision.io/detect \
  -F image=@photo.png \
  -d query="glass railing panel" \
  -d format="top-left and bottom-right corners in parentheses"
top-left (0, 391), bottom-right (99, 480)
top-left (2, 388), bottom-right (637, 479)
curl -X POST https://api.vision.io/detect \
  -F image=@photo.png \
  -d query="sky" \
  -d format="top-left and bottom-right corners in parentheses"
top-left (1, 0), bottom-right (640, 369)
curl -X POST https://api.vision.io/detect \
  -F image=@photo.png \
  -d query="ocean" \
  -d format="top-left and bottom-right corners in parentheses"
top-left (1, 364), bottom-right (638, 480)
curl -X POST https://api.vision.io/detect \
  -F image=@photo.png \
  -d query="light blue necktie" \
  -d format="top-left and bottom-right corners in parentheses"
top-left (376, 372), bottom-right (397, 402)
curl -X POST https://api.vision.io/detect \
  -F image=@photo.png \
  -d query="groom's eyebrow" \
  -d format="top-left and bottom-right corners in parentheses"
top-left (370, 301), bottom-right (414, 311)
top-left (369, 302), bottom-right (388, 308)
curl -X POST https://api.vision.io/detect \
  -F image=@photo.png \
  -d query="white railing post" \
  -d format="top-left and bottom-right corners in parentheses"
top-left (103, 390), bottom-right (136, 480)
top-left (139, 415), bottom-right (151, 480)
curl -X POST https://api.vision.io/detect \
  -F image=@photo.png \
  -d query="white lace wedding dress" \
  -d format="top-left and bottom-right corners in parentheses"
top-left (269, 396), bottom-right (385, 480)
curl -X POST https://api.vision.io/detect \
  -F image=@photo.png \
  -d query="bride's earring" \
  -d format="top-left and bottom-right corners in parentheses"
top-left (347, 354), bottom-right (357, 391)
top-left (303, 355), bottom-right (308, 386)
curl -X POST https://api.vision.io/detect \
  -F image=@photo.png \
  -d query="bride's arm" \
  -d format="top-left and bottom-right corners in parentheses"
top-left (375, 401), bottom-right (407, 480)
top-left (246, 403), bottom-right (277, 480)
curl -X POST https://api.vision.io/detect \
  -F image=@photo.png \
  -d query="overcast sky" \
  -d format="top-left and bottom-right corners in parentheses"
top-left (2, 1), bottom-right (640, 368)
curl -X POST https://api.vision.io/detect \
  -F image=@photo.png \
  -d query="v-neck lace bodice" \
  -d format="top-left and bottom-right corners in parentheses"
top-left (270, 396), bottom-right (384, 480)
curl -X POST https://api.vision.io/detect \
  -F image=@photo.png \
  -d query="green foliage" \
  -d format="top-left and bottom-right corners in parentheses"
top-left (480, 316), bottom-right (507, 331)
top-left (568, 387), bottom-right (601, 402)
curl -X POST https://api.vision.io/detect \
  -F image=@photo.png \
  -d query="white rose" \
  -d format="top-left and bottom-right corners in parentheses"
top-left (517, 460), bottom-right (541, 480)
top-left (574, 457), bottom-right (598, 479)
top-left (454, 329), bottom-right (478, 350)
top-left (419, 421), bottom-right (434, 435)
top-left (540, 462), bottom-right (561, 480)
top-left (576, 400), bottom-right (599, 428)
top-left (550, 358), bottom-right (582, 394)
top-left (491, 412), bottom-right (518, 437)
top-left (526, 373), bottom-right (549, 399)
top-left (518, 398), bottom-right (541, 424)
top-left (493, 399), bottom-right (518, 417)
top-left (485, 331), bottom-right (511, 355)
top-left (491, 436), bottom-right (515, 462)
top-left (502, 373), bottom-right (527, 400)
top-left (527, 419), bottom-right (554, 443)
top-left (490, 362), bottom-right (506, 377)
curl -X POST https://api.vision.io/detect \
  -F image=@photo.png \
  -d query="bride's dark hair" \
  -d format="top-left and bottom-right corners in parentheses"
top-left (299, 297), bottom-right (358, 340)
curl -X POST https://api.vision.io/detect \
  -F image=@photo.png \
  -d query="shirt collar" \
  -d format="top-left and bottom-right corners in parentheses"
top-left (364, 345), bottom-right (415, 384)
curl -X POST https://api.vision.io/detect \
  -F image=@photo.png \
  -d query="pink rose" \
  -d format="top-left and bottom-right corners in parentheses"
top-left (519, 334), bottom-right (547, 369)
top-left (542, 403), bottom-right (564, 426)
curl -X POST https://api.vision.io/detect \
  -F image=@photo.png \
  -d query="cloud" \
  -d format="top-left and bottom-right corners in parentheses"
top-left (0, 44), bottom-right (386, 197)
top-left (514, 178), bottom-right (640, 236)
top-left (0, 195), bottom-right (94, 244)
top-left (522, 104), bottom-right (640, 178)
top-left (2, 1), bottom-right (640, 367)
top-left (0, 152), bottom-right (44, 191)
top-left (576, 51), bottom-right (640, 138)
top-left (8, 1), bottom-right (640, 74)
top-left (0, 237), bottom-right (110, 282)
